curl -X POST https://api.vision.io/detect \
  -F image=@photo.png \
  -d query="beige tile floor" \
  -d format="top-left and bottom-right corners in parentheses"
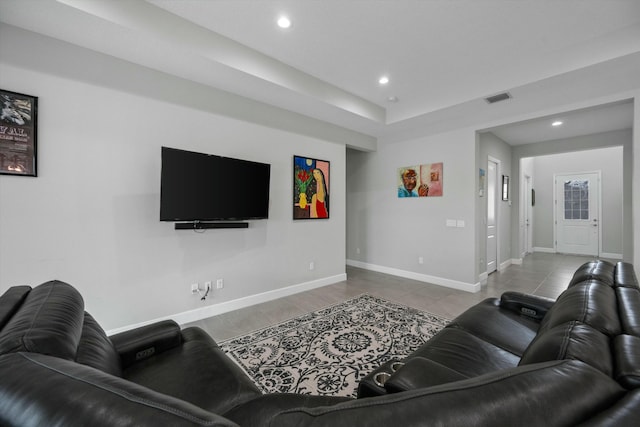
top-left (184, 253), bottom-right (609, 342)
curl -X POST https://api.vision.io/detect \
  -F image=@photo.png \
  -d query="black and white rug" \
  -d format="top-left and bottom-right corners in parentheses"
top-left (220, 294), bottom-right (449, 397)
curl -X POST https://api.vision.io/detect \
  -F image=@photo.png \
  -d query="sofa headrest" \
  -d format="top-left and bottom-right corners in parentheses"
top-left (540, 280), bottom-right (621, 336)
top-left (568, 260), bottom-right (616, 288)
top-left (0, 281), bottom-right (84, 360)
top-left (616, 262), bottom-right (639, 289)
top-left (519, 321), bottom-right (612, 376)
top-left (616, 287), bottom-right (640, 337)
top-left (0, 285), bottom-right (31, 330)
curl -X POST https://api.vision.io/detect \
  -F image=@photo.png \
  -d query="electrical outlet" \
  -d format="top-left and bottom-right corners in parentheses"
top-left (418, 256), bottom-right (424, 264)
top-left (216, 279), bottom-right (224, 289)
top-left (309, 261), bottom-right (315, 271)
top-left (204, 281), bottom-right (212, 291)
top-left (190, 283), bottom-right (199, 294)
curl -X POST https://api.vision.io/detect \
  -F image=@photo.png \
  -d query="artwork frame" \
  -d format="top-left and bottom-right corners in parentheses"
top-left (502, 175), bottom-right (510, 201)
top-left (397, 162), bottom-right (443, 198)
top-left (0, 89), bottom-right (38, 177)
top-left (479, 168), bottom-right (486, 197)
top-left (293, 155), bottom-right (330, 220)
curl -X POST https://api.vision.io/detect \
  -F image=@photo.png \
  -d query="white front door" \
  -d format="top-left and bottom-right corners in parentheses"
top-left (486, 160), bottom-right (498, 273)
top-left (555, 172), bottom-right (600, 256)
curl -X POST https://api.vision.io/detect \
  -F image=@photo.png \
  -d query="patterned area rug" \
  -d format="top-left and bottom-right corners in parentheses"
top-left (220, 294), bottom-right (449, 397)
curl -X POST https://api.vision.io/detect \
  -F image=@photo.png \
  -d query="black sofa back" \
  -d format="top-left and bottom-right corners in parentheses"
top-left (0, 280), bottom-right (122, 376)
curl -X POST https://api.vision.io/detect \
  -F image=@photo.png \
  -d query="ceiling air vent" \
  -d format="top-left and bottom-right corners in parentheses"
top-left (484, 92), bottom-right (512, 104)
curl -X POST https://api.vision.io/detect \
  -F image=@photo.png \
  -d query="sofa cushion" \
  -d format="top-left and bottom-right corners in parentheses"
top-left (519, 321), bottom-right (612, 376)
top-left (122, 327), bottom-right (261, 414)
top-left (613, 335), bottom-right (640, 389)
top-left (448, 297), bottom-right (540, 356)
top-left (75, 312), bottom-right (122, 377)
top-left (0, 281), bottom-right (84, 360)
top-left (539, 281), bottom-right (620, 336)
top-left (408, 327), bottom-right (520, 378)
top-left (569, 260), bottom-right (615, 287)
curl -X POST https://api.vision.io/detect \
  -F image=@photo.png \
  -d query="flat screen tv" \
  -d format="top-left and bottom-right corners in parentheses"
top-left (160, 147), bottom-right (270, 223)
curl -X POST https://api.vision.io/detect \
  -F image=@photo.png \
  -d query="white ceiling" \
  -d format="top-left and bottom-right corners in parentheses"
top-left (0, 0), bottom-right (638, 146)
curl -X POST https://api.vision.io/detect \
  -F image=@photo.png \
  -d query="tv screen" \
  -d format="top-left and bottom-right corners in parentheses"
top-left (160, 147), bottom-right (271, 222)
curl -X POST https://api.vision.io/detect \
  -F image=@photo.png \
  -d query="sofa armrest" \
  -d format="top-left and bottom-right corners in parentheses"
top-left (500, 291), bottom-right (555, 321)
top-left (384, 357), bottom-right (468, 393)
top-left (109, 320), bottom-right (182, 368)
top-left (0, 352), bottom-right (238, 426)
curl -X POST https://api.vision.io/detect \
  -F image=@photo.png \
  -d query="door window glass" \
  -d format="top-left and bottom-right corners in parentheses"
top-left (564, 180), bottom-right (589, 220)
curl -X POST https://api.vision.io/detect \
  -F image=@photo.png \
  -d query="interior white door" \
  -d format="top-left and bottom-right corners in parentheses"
top-left (486, 161), bottom-right (497, 274)
top-left (555, 172), bottom-right (600, 256)
top-left (524, 175), bottom-right (533, 255)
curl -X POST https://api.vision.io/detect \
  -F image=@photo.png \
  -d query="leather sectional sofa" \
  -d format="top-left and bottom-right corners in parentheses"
top-left (1, 260), bottom-right (639, 426)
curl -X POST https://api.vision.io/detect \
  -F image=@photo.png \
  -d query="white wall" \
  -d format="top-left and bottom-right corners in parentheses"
top-left (346, 128), bottom-right (478, 291)
top-left (0, 28), bottom-right (346, 331)
top-left (529, 147), bottom-right (624, 257)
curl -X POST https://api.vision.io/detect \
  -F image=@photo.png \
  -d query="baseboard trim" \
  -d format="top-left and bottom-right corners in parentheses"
top-left (601, 252), bottom-right (623, 260)
top-left (534, 247), bottom-right (556, 253)
top-left (106, 273), bottom-right (347, 335)
top-left (532, 247), bottom-right (623, 260)
top-left (498, 259), bottom-right (512, 271)
top-left (346, 259), bottom-right (480, 293)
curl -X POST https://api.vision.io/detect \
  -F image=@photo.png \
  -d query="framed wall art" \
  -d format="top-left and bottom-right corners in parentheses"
top-left (293, 155), bottom-right (330, 220)
top-left (502, 175), bottom-right (510, 201)
top-left (398, 162), bottom-right (443, 198)
top-left (0, 89), bottom-right (38, 177)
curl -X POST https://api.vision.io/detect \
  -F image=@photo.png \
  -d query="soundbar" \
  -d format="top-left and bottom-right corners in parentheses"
top-left (174, 222), bottom-right (249, 230)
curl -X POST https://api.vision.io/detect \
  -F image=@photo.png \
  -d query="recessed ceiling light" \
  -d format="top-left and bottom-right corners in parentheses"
top-left (387, 96), bottom-right (399, 103)
top-left (552, 121), bottom-right (563, 127)
top-left (277, 15), bottom-right (292, 29)
top-left (378, 76), bottom-right (389, 85)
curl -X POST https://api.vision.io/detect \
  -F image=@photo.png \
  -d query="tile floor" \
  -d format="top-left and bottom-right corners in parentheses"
top-left (184, 253), bottom-right (609, 342)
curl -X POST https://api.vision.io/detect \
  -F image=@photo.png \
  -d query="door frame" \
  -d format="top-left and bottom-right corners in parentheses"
top-left (523, 174), bottom-right (533, 256)
top-left (487, 156), bottom-right (501, 273)
top-left (553, 170), bottom-right (602, 256)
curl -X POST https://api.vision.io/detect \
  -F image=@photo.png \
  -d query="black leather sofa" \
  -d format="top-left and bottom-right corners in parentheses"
top-left (1, 260), bottom-right (639, 426)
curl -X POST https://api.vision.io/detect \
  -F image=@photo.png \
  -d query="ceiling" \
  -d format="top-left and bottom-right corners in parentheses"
top-left (0, 0), bottom-right (638, 146)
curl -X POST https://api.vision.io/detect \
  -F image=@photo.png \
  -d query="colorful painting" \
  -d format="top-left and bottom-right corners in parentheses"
top-left (293, 155), bottom-right (330, 219)
top-left (397, 162), bottom-right (443, 198)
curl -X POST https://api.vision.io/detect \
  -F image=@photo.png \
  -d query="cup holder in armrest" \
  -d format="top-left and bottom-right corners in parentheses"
top-left (391, 361), bottom-right (405, 372)
top-left (374, 372), bottom-right (391, 387)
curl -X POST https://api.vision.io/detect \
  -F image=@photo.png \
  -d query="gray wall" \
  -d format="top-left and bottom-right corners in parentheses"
top-left (529, 147), bottom-right (624, 256)
top-left (346, 127), bottom-right (478, 290)
top-left (0, 24), bottom-right (347, 331)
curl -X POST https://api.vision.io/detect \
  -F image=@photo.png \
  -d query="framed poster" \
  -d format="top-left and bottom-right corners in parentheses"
top-left (0, 89), bottom-right (38, 176)
top-left (293, 155), bottom-right (330, 219)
